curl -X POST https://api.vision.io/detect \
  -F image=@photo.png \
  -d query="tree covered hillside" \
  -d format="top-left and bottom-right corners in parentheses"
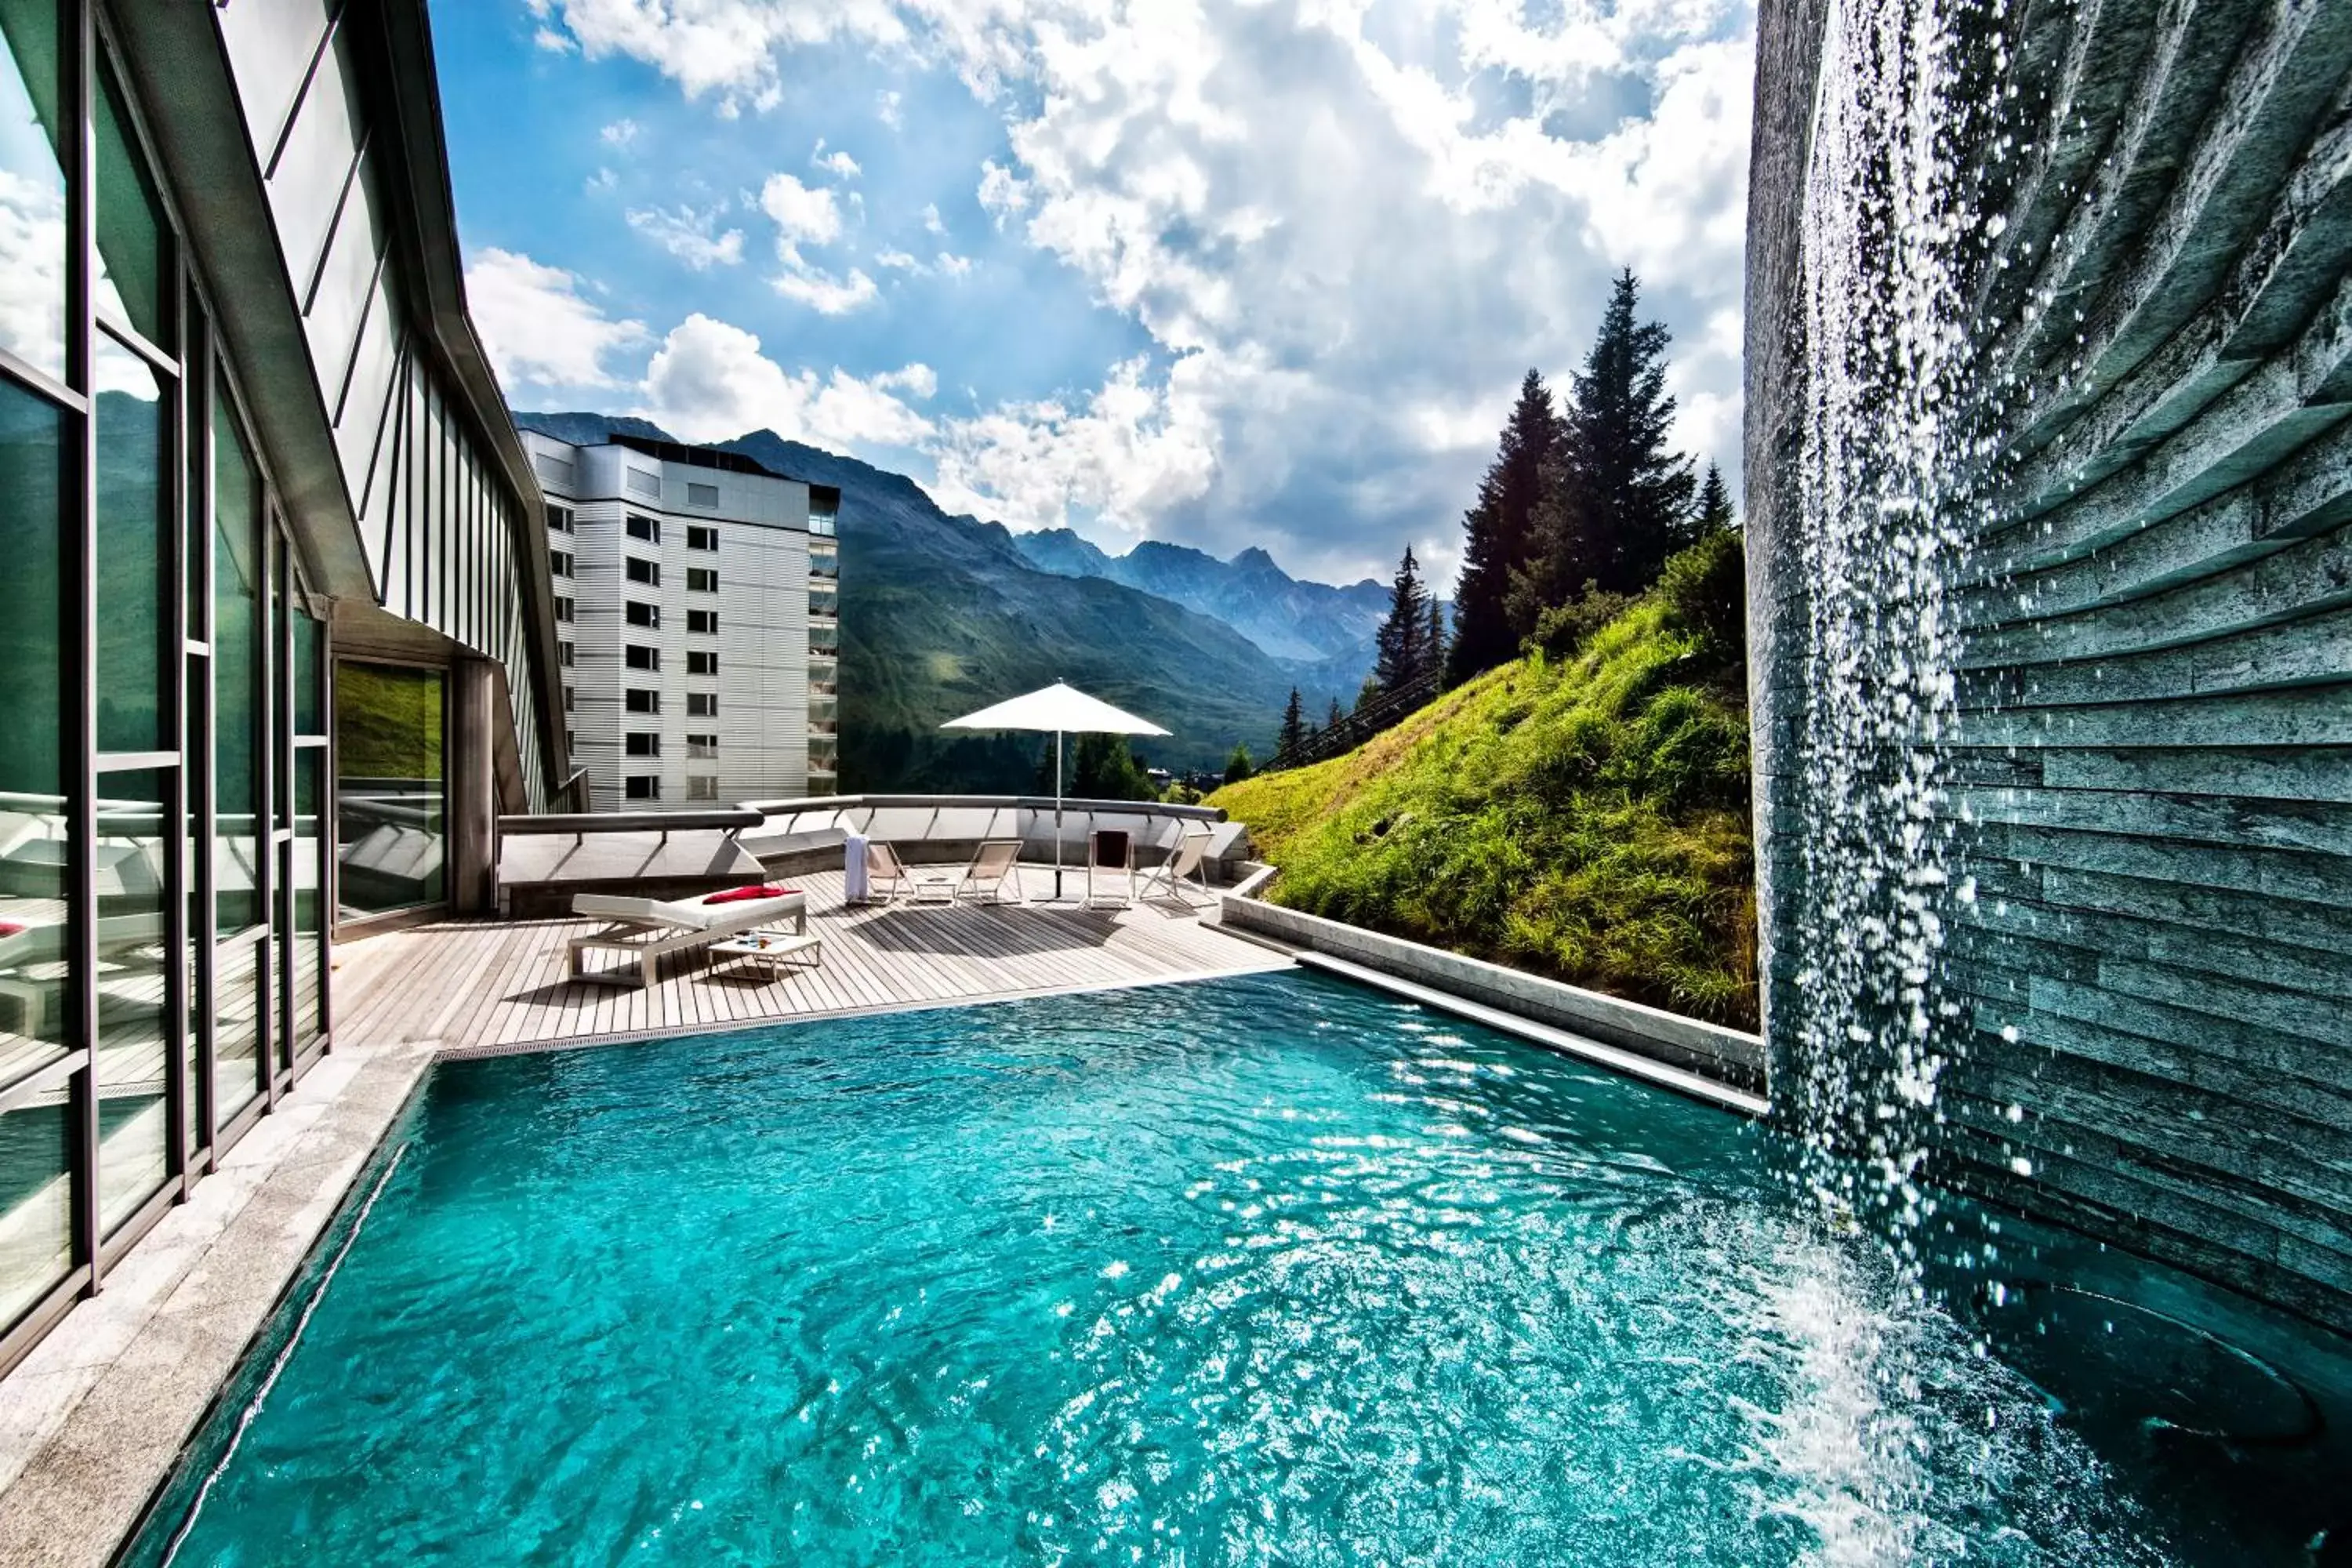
top-left (1210, 533), bottom-right (1756, 1027)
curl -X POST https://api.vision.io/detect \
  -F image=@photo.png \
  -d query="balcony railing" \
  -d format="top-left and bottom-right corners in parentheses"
top-left (810, 719), bottom-right (838, 737)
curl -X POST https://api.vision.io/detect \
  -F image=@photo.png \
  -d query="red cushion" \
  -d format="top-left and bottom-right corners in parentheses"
top-left (0, 921), bottom-right (24, 938)
top-left (702, 884), bottom-right (795, 906)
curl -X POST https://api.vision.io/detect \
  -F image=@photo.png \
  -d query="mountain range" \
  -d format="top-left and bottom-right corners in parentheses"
top-left (513, 412), bottom-right (1374, 790)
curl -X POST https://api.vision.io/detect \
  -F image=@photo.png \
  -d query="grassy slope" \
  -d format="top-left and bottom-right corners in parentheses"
top-left (1210, 597), bottom-right (1757, 1027)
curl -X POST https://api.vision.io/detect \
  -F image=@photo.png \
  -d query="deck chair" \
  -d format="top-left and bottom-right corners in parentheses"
top-left (955, 840), bottom-right (1025, 905)
top-left (568, 890), bottom-right (808, 989)
top-left (864, 840), bottom-right (913, 903)
top-left (1138, 826), bottom-right (1215, 908)
top-left (1084, 829), bottom-right (1134, 909)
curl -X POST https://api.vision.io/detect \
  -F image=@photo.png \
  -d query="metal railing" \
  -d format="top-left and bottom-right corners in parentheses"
top-left (1268, 669), bottom-right (1445, 771)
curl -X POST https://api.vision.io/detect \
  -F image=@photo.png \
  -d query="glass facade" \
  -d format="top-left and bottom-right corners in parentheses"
top-left (0, 6), bottom-right (338, 1359)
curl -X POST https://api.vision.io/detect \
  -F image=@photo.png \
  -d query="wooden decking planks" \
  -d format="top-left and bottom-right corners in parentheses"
top-left (328, 866), bottom-right (1290, 1059)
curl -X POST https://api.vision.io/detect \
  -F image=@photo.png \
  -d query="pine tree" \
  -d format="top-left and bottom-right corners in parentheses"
top-left (1072, 733), bottom-right (1153, 800)
top-left (1276, 687), bottom-right (1306, 758)
top-left (1374, 546), bottom-right (1431, 692)
top-left (1223, 744), bottom-right (1254, 786)
top-left (1327, 696), bottom-right (1345, 730)
top-left (1423, 596), bottom-right (1448, 684)
top-left (1552, 269), bottom-right (1696, 597)
top-left (1696, 460), bottom-right (1737, 536)
top-left (1448, 370), bottom-right (1562, 683)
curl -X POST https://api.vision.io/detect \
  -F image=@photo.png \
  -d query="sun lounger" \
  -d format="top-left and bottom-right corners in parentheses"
top-left (1138, 825), bottom-right (1215, 908)
top-left (864, 841), bottom-right (913, 904)
top-left (956, 840), bottom-right (1024, 904)
top-left (568, 889), bottom-right (808, 989)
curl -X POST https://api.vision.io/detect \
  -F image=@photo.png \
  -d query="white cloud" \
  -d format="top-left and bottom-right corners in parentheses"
top-left (878, 89), bottom-right (904, 129)
top-left (601, 117), bottom-right (639, 147)
top-left (532, 26), bottom-right (575, 54)
top-left (626, 203), bottom-right (745, 269)
top-left (771, 264), bottom-right (880, 314)
top-left (920, 201), bottom-right (946, 235)
top-left (975, 158), bottom-right (1028, 227)
top-left (641, 314), bottom-right (935, 448)
top-left (465, 248), bottom-right (650, 390)
top-left (811, 141), bottom-right (861, 179)
top-left (524, 0), bottom-right (1755, 583)
top-left (584, 166), bottom-right (617, 195)
top-left (759, 172), bottom-right (843, 248)
top-left (935, 252), bottom-right (975, 278)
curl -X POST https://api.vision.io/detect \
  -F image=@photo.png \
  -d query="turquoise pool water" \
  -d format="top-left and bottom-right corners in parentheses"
top-left (132, 972), bottom-right (2342, 1565)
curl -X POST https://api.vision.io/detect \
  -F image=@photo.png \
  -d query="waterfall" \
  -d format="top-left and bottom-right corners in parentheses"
top-left (1782, 0), bottom-right (2013, 1276)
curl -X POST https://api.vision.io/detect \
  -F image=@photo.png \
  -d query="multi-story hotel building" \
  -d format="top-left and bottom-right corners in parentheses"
top-left (517, 429), bottom-right (841, 808)
top-left (0, 1), bottom-right (568, 1374)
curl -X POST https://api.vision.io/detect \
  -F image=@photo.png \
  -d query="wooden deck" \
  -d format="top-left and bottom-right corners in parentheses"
top-left (331, 866), bottom-right (1292, 1058)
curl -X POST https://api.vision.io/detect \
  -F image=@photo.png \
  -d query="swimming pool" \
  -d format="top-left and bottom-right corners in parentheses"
top-left (129, 971), bottom-right (2344, 1564)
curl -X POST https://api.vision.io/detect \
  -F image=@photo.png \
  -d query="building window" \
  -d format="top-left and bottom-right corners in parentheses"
top-left (687, 524), bottom-right (717, 551)
top-left (626, 689), bottom-right (660, 714)
top-left (625, 732), bottom-right (661, 757)
top-left (688, 609), bottom-right (717, 635)
top-left (626, 557), bottom-right (659, 586)
top-left (626, 513), bottom-right (659, 543)
top-left (336, 663), bottom-right (448, 919)
top-left (687, 734), bottom-right (719, 759)
top-left (547, 504), bottom-right (574, 532)
top-left (687, 650), bottom-right (717, 676)
top-left (549, 549), bottom-right (572, 577)
top-left (688, 567), bottom-right (717, 593)
top-left (685, 775), bottom-right (720, 801)
top-left (552, 595), bottom-right (573, 622)
top-left (564, 686), bottom-right (575, 712)
top-left (566, 730), bottom-right (575, 753)
top-left (688, 692), bottom-right (718, 717)
top-left (535, 453), bottom-right (575, 489)
top-left (625, 644), bottom-right (659, 670)
top-left (626, 468), bottom-right (660, 499)
top-left (557, 641), bottom-right (575, 667)
top-left (625, 775), bottom-right (661, 800)
top-left (626, 601), bottom-right (659, 629)
top-left (687, 481), bottom-right (720, 508)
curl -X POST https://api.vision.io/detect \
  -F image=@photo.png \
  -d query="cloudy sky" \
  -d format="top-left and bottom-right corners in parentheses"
top-left (436, 0), bottom-right (1755, 589)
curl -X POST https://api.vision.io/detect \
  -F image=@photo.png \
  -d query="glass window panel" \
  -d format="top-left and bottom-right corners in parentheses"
top-left (0, 1098), bottom-right (71, 1330)
top-left (95, 771), bottom-right (170, 1237)
top-left (93, 60), bottom-right (168, 347)
top-left (286, 751), bottom-right (321, 1047)
top-left (334, 662), bottom-right (444, 919)
top-left (0, 0), bottom-right (67, 381)
top-left (292, 603), bottom-right (321, 737)
top-left (96, 331), bottom-right (169, 753)
top-left (0, 376), bottom-right (67, 1087)
top-left (213, 394), bottom-right (263, 939)
top-left (212, 932), bottom-right (263, 1132)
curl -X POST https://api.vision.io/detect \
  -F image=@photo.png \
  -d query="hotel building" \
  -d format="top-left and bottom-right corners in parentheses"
top-left (517, 428), bottom-right (842, 808)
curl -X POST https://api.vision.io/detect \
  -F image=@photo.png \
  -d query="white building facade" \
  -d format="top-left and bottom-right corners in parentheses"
top-left (520, 431), bottom-right (841, 808)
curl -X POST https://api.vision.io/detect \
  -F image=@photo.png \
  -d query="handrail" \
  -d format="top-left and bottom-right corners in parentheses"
top-left (733, 793), bottom-right (1226, 822)
top-left (499, 808), bottom-right (764, 835)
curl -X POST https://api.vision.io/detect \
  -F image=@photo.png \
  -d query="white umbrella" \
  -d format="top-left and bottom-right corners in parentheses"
top-left (940, 681), bottom-right (1171, 900)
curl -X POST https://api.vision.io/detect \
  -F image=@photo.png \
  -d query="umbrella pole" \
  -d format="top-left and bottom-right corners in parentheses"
top-left (1054, 728), bottom-right (1065, 901)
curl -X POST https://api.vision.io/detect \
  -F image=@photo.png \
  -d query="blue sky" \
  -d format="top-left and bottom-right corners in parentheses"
top-left (434, 1), bottom-right (1756, 589)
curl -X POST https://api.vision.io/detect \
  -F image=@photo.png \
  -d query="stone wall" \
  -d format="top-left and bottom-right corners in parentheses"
top-left (1748, 0), bottom-right (2352, 1331)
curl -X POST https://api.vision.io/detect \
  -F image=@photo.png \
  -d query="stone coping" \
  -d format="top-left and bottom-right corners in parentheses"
top-left (1220, 891), bottom-right (1766, 1091)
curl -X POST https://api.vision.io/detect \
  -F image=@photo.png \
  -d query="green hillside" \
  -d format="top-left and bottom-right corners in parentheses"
top-left (1210, 551), bottom-right (1755, 1027)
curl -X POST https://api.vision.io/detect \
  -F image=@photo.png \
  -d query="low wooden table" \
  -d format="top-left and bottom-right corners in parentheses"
top-left (707, 927), bottom-right (824, 981)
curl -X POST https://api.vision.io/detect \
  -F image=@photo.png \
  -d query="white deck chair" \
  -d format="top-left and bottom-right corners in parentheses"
top-left (1084, 829), bottom-right (1134, 909)
top-left (955, 840), bottom-right (1025, 905)
top-left (568, 890), bottom-right (808, 989)
top-left (864, 840), bottom-right (913, 903)
top-left (1138, 826), bottom-right (1215, 908)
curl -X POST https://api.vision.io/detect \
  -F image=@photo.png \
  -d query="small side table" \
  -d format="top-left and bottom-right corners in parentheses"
top-left (708, 927), bottom-right (823, 981)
